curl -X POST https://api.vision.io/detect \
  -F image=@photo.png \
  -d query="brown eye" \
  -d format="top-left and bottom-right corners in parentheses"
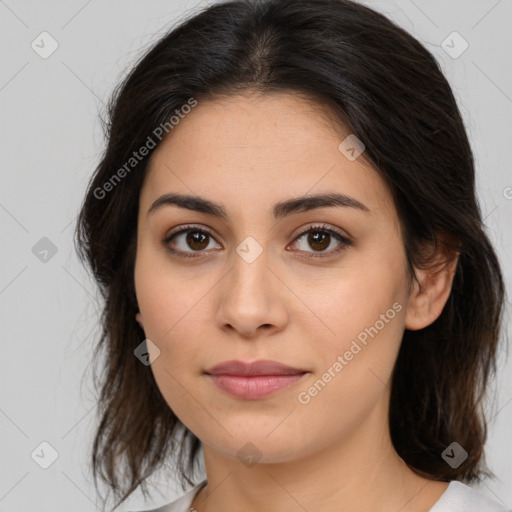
top-left (163, 225), bottom-right (221, 258)
top-left (290, 224), bottom-right (352, 258)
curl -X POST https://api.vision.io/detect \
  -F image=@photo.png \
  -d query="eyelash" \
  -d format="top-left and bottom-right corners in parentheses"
top-left (162, 223), bottom-right (352, 260)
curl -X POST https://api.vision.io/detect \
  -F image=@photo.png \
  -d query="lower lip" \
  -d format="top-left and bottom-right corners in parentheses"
top-left (207, 373), bottom-right (306, 399)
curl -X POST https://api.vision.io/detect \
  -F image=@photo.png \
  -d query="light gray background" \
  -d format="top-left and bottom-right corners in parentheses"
top-left (1, 0), bottom-right (511, 510)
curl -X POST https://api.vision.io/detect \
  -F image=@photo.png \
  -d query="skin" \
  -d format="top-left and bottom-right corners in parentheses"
top-left (134, 91), bottom-right (458, 512)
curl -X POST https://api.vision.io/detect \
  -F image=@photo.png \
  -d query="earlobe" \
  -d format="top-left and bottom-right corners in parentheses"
top-left (136, 312), bottom-right (144, 330)
top-left (404, 233), bottom-right (460, 331)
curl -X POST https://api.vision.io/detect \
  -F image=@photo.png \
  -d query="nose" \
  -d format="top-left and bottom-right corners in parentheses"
top-left (216, 246), bottom-right (289, 339)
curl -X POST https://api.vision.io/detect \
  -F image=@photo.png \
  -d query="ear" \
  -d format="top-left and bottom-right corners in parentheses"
top-left (136, 312), bottom-right (144, 330)
top-left (404, 231), bottom-right (460, 331)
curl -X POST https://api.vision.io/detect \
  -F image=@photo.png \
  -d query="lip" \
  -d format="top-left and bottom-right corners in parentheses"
top-left (204, 360), bottom-right (309, 400)
top-left (205, 359), bottom-right (308, 376)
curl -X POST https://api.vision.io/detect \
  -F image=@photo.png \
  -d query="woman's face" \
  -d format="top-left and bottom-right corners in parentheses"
top-left (134, 92), bottom-right (414, 463)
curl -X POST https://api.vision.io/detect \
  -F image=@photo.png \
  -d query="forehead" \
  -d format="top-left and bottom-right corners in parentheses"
top-left (140, 92), bottom-right (395, 219)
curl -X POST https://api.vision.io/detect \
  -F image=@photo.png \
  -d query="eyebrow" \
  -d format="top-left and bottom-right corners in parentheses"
top-left (147, 192), bottom-right (370, 220)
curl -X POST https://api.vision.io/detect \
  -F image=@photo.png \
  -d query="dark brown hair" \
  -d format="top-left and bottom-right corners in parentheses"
top-left (74, 0), bottom-right (506, 509)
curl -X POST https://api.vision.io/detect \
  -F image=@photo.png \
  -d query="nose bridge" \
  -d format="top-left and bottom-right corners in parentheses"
top-left (230, 234), bottom-right (272, 296)
top-left (216, 232), bottom-right (287, 335)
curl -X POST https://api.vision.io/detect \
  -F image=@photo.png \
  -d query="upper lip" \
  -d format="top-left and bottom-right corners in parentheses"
top-left (205, 359), bottom-right (308, 376)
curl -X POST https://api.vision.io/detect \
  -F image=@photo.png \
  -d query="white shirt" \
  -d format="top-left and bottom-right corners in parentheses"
top-left (130, 480), bottom-right (511, 512)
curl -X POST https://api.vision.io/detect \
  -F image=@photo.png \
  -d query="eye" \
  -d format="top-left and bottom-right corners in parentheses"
top-left (289, 223), bottom-right (351, 259)
top-left (162, 224), bottom-right (221, 258)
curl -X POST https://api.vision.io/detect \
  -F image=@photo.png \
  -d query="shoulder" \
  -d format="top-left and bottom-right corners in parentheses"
top-left (127, 480), bottom-right (207, 512)
top-left (430, 481), bottom-right (511, 512)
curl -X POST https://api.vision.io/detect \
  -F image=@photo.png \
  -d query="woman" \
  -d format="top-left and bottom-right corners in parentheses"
top-left (75, 0), bottom-right (509, 510)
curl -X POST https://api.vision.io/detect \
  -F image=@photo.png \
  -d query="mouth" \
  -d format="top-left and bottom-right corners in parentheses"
top-left (204, 359), bottom-right (309, 400)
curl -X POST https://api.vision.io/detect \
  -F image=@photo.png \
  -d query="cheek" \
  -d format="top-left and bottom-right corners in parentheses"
top-left (134, 247), bottom-right (208, 369)
top-left (295, 249), bottom-right (408, 411)
top-left (134, 258), bottom-right (206, 427)
top-left (292, 289), bottom-right (405, 450)
top-left (134, 243), bottom-right (199, 339)
top-left (303, 256), bottom-right (407, 352)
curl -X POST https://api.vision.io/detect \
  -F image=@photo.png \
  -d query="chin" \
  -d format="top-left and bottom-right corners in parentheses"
top-left (201, 422), bottom-right (315, 465)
